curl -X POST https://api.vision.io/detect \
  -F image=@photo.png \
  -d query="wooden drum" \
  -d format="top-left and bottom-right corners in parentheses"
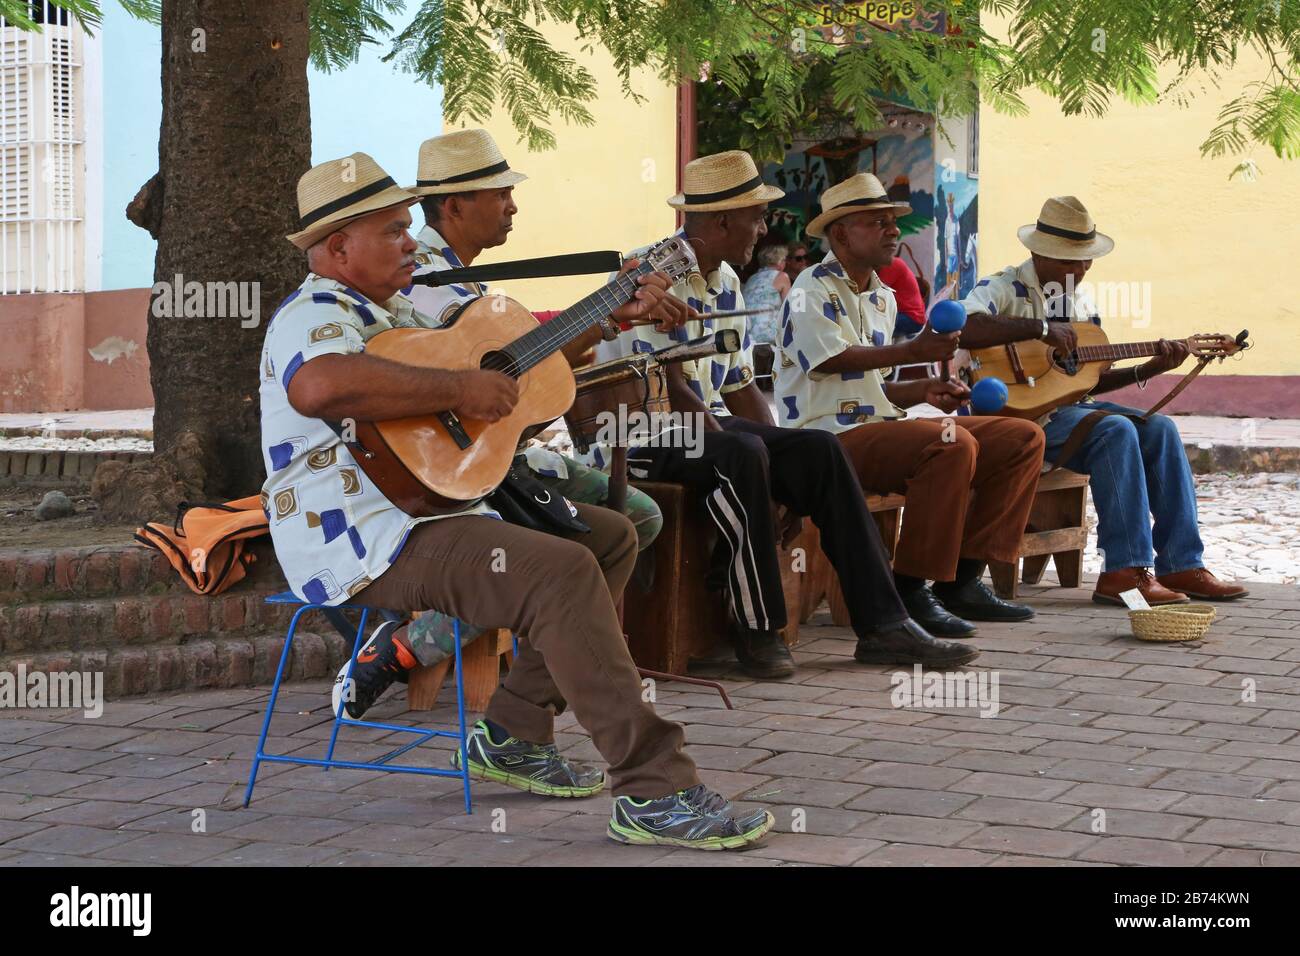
top-left (565, 356), bottom-right (669, 452)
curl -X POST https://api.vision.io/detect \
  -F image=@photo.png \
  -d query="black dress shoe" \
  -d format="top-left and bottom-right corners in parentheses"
top-left (932, 578), bottom-right (1035, 623)
top-left (854, 618), bottom-right (980, 667)
top-left (900, 585), bottom-right (976, 637)
top-left (735, 630), bottom-right (796, 679)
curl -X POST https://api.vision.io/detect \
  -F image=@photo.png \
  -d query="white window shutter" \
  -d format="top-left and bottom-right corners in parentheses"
top-left (1, 6), bottom-right (84, 294)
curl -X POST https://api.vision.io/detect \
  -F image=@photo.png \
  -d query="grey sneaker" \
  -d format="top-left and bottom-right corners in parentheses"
top-left (450, 720), bottom-right (606, 798)
top-left (608, 784), bottom-right (775, 850)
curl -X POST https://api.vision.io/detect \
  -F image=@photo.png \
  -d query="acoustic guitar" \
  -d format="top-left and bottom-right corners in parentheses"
top-left (346, 235), bottom-right (698, 517)
top-left (953, 324), bottom-right (1250, 420)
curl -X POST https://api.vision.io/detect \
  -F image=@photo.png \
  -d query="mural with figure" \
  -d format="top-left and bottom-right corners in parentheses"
top-left (934, 171), bottom-right (978, 302)
top-left (760, 108), bottom-right (937, 298)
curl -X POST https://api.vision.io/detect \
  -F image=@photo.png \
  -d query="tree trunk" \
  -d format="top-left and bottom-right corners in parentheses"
top-left (133, 0), bottom-right (311, 507)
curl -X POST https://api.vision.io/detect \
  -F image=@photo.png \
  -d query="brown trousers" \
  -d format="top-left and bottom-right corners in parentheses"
top-left (837, 416), bottom-right (1045, 582)
top-left (353, 503), bottom-right (699, 799)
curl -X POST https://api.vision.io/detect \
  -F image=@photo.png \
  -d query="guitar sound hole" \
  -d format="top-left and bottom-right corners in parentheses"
top-left (1055, 351), bottom-right (1080, 376)
top-left (480, 350), bottom-right (517, 377)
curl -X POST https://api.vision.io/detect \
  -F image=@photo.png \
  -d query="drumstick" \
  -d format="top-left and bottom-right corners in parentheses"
top-left (700, 307), bottom-right (773, 320)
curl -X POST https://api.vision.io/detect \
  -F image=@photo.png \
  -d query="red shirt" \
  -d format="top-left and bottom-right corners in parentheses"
top-left (877, 258), bottom-right (925, 332)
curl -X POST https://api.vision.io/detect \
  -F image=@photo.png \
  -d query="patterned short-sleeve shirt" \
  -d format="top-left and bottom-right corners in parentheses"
top-left (773, 252), bottom-right (907, 433)
top-left (594, 229), bottom-right (756, 417)
top-left (958, 258), bottom-right (1100, 328)
top-left (405, 224), bottom-right (487, 327)
top-left (258, 273), bottom-right (494, 607)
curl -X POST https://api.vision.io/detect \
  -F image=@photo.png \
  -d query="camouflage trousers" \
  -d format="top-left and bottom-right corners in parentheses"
top-left (401, 456), bottom-right (662, 667)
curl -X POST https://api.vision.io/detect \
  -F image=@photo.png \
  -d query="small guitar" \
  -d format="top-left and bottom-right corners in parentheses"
top-left (953, 324), bottom-right (1250, 419)
top-left (347, 235), bottom-right (698, 516)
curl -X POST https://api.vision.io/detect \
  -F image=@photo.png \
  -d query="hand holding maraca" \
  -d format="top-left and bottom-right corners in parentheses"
top-left (905, 324), bottom-right (962, 363)
top-left (924, 378), bottom-right (971, 413)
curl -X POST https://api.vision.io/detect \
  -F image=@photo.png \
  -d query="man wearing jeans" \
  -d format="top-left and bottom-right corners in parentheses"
top-left (959, 196), bottom-right (1247, 606)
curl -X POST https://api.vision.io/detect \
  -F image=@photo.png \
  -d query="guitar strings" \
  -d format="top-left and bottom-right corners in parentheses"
top-left (495, 249), bottom-right (687, 377)
top-left (498, 269), bottom-right (647, 376)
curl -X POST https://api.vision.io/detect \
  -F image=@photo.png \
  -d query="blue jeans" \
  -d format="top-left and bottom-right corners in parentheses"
top-left (1042, 401), bottom-right (1204, 575)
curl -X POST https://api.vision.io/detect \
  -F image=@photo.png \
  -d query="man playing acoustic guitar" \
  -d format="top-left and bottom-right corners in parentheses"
top-left (958, 196), bottom-right (1247, 606)
top-left (341, 128), bottom-right (678, 701)
top-left (261, 152), bottom-right (774, 849)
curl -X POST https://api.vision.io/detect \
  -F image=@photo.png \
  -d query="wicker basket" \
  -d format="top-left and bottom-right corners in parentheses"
top-left (1129, 604), bottom-right (1217, 642)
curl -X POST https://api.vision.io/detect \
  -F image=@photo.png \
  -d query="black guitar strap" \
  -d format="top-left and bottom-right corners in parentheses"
top-left (409, 250), bottom-right (622, 287)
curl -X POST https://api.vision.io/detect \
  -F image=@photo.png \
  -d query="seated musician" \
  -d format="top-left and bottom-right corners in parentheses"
top-left (343, 128), bottom-right (671, 690)
top-left (596, 150), bottom-right (979, 678)
top-left (774, 173), bottom-right (1045, 636)
top-left (260, 153), bottom-right (774, 849)
top-left (958, 196), bottom-right (1247, 605)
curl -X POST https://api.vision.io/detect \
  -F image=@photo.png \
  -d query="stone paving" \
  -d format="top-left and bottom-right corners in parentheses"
top-left (4, 576), bottom-right (1300, 867)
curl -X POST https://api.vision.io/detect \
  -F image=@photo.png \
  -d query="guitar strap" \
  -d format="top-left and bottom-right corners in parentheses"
top-left (408, 251), bottom-right (623, 287)
top-left (1047, 354), bottom-right (1212, 471)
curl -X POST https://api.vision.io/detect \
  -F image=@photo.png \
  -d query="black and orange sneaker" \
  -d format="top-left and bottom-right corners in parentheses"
top-left (331, 620), bottom-right (416, 719)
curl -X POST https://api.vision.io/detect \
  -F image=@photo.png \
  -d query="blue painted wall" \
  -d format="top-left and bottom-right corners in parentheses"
top-left (98, 9), bottom-right (442, 290)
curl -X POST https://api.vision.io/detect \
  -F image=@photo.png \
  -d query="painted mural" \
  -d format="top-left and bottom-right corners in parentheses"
top-left (760, 108), bottom-right (938, 307)
top-left (933, 171), bottom-right (978, 302)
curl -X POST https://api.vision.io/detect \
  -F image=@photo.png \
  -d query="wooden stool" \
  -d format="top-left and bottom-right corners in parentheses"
top-left (800, 493), bottom-right (905, 626)
top-left (407, 628), bottom-right (516, 712)
top-left (623, 481), bottom-right (803, 674)
top-left (988, 468), bottom-right (1090, 599)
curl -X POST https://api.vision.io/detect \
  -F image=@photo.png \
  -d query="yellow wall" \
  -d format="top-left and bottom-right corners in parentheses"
top-left (443, 23), bottom-right (679, 311)
top-left (979, 52), bottom-right (1300, 376)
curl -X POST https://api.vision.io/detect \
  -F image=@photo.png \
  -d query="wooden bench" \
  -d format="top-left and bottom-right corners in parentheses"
top-left (623, 481), bottom-right (806, 674)
top-left (799, 493), bottom-right (905, 627)
top-left (987, 468), bottom-right (1090, 599)
top-left (407, 627), bottom-right (516, 712)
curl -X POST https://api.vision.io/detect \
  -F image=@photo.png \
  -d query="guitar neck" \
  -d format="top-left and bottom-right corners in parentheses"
top-left (503, 263), bottom-right (652, 374)
top-left (1074, 338), bottom-right (1186, 364)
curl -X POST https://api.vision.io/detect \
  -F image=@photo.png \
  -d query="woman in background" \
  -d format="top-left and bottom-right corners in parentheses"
top-left (741, 241), bottom-right (791, 345)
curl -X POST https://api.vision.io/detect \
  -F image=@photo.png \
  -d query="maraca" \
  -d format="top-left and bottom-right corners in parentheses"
top-left (970, 376), bottom-right (1009, 414)
top-left (927, 299), bottom-right (966, 384)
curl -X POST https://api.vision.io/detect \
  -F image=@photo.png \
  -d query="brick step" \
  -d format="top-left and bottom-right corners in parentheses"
top-left (0, 539), bottom-right (286, 605)
top-left (0, 449), bottom-right (150, 481)
top-left (0, 628), bottom-right (352, 699)
top-left (0, 585), bottom-right (307, 656)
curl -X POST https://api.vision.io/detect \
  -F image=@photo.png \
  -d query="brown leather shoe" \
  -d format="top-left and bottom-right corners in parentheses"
top-left (1093, 567), bottom-right (1189, 606)
top-left (1157, 568), bottom-right (1249, 601)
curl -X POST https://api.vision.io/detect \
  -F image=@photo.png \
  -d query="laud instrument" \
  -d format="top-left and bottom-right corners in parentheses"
top-left (954, 325), bottom-right (1250, 420)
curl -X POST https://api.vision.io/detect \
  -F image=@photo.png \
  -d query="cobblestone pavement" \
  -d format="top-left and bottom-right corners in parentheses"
top-left (3, 578), bottom-right (1300, 867)
top-left (1082, 473), bottom-right (1300, 585)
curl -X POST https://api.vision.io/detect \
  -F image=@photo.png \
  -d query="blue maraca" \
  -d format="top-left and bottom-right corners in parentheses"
top-left (928, 299), bottom-right (967, 334)
top-left (970, 377), bottom-right (1009, 414)
top-left (927, 299), bottom-right (966, 384)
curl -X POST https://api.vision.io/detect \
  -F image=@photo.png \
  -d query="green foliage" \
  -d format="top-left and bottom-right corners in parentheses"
top-left (6, 0), bottom-right (1298, 169)
top-left (0, 0), bottom-right (117, 29)
top-left (308, 0), bottom-right (402, 71)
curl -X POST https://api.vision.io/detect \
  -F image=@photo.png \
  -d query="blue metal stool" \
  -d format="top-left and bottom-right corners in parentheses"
top-left (242, 592), bottom-right (474, 813)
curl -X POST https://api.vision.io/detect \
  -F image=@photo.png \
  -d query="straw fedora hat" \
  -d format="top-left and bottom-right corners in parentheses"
top-left (287, 152), bottom-right (418, 250)
top-left (667, 150), bottom-right (784, 212)
top-left (806, 173), bottom-right (911, 239)
top-left (1018, 196), bottom-right (1114, 259)
top-left (409, 129), bottom-right (527, 196)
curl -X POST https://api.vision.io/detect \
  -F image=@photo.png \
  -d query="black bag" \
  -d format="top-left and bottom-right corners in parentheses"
top-left (488, 457), bottom-right (590, 535)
